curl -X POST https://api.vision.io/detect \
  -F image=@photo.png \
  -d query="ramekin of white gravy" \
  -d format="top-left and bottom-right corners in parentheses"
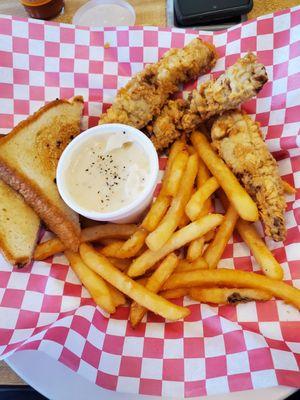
top-left (56, 124), bottom-right (159, 223)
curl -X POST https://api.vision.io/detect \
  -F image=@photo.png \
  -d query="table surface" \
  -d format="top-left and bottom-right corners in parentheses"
top-left (0, 0), bottom-right (299, 388)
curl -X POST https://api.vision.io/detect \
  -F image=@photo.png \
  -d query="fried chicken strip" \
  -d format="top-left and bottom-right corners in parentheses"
top-left (211, 110), bottom-right (286, 242)
top-left (145, 99), bottom-right (187, 150)
top-left (148, 53), bottom-right (268, 151)
top-left (99, 38), bottom-right (217, 128)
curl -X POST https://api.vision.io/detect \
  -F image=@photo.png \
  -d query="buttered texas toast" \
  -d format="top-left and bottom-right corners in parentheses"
top-left (0, 97), bottom-right (84, 252)
top-left (0, 179), bottom-right (40, 266)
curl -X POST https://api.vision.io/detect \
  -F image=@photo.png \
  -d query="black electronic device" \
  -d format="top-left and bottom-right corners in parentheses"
top-left (174, 0), bottom-right (253, 26)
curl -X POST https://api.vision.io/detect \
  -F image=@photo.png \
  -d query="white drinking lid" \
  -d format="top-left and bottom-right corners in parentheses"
top-left (72, 0), bottom-right (136, 27)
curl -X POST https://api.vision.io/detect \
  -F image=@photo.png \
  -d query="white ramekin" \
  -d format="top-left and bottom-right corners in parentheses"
top-left (72, 0), bottom-right (136, 27)
top-left (56, 124), bottom-right (159, 223)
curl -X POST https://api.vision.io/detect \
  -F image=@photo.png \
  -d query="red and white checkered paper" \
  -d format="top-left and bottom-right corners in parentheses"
top-left (0, 7), bottom-right (300, 398)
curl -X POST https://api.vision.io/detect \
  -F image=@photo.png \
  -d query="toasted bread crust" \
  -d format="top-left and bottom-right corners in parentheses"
top-left (0, 96), bottom-right (84, 145)
top-left (0, 238), bottom-right (38, 267)
top-left (0, 160), bottom-right (80, 252)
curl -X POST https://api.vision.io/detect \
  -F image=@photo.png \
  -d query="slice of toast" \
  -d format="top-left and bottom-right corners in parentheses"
top-left (0, 179), bottom-right (40, 266)
top-left (0, 97), bottom-right (84, 252)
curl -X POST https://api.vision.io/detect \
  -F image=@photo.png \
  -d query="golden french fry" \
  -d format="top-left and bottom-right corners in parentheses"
top-left (176, 257), bottom-right (208, 272)
top-left (142, 141), bottom-right (186, 232)
top-left (107, 257), bottom-right (131, 271)
top-left (282, 179), bottom-right (296, 195)
top-left (197, 156), bottom-right (211, 187)
top-left (130, 253), bottom-right (179, 327)
top-left (135, 277), bottom-right (148, 286)
top-left (100, 241), bottom-right (124, 257)
top-left (65, 251), bottom-right (115, 313)
top-left (204, 230), bottom-right (215, 242)
top-left (34, 224), bottom-right (137, 261)
top-left (111, 229), bottom-right (148, 259)
top-left (187, 237), bottom-right (205, 261)
top-left (237, 218), bottom-right (284, 280)
top-left (162, 268), bottom-right (300, 310)
top-left (146, 154), bottom-right (199, 251)
top-left (189, 287), bottom-right (272, 304)
top-left (106, 282), bottom-right (127, 307)
top-left (80, 243), bottom-right (190, 321)
top-left (128, 214), bottom-right (223, 278)
top-left (141, 195), bottom-right (170, 232)
top-left (197, 156), bottom-right (212, 217)
top-left (99, 238), bottom-right (119, 246)
top-left (178, 212), bottom-right (190, 228)
top-left (204, 205), bottom-right (239, 269)
top-left (164, 150), bottom-right (189, 196)
top-left (161, 140), bottom-right (187, 195)
top-left (81, 224), bottom-right (137, 242)
top-left (100, 230), bottom-right (147, 259)
top-left (34, 237), bottom-right (65, 260)
top-left (191, 132), bottom-right (259, 222)
top-left (187, 145), bottom-right (196, 155)
top-left (186, 177), bottom-right (219, 221)
top-left (218, 190), bottom-right (283, 280)
top-left (160, 288), bottom-right (189, 299)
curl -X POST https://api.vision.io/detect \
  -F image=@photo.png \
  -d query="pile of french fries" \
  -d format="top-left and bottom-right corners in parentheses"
top-left (34, 133), bottom-right (300, 327)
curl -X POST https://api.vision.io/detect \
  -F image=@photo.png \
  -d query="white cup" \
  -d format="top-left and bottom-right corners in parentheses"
top-left (56, 124), bottom-right (159, 223)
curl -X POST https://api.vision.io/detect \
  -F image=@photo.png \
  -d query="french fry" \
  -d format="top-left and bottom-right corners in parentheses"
top-left (160, 288), bottom-right (189, 299)
top-left (141, 196), bottom-right (170, 232)
top-left (282, 179), bottom-right (296, 195)
top-left (204, 230), bottom-right (215, 242)
top-left (187, 237), bottom-right (205, 261)
top-left (160, 140), bottom-right (187, 195)
top-left (162, 268), bottom-right (300, 310)
top-left (187, 145), bottom-right (196, 155)
top-left (107, 257), bottom-right (131, 271)
top-left (197, 157), bottom-right (212, 217)
top-left (65, 251), bottom-right (115, 313)
top-left (189, 287), bottom-right (272, 304)
top-left (164, 150), bottom-right (189, 196)
top-left (100, 241), bottom-right (124, 257)
top-left (203, 205), bottom-right (239, 269)
top-left (218, 190), bottom-right (283, 280)
top-left (142, 140), bottom-right (186, 232)
top-left (128, 214), bottom-right (223, 278)
top-left (120, 228), bottom-right (148, 253)
top-left (106, 282), bottom-right (127, 307)
top-left (191, 131), bottom-right (259, 222)
top-left (178, 212), bottom-right (190, 228)
top-left (135, 277), bottom-right (148, 286)
top-left (34, 224), bottom-right (137, 260)
top-left (81, 224), bottom-right (137, 242)
top-left (146, 154), bottom-right (199, 251)
top-left (130, 253), bottom-right (179, 327)
top-left (79, 243), bottom-right (190, 321)
top-left (197, 157), bottom-right (211, 187)
top-left (236, 218), bottom-right (284, 280)
top-left (176, 257), bottom-right (208, 272)
top-left (186, 177), bottom-right (219, 221)
top-left (34, 237), bottom-right (65, 260)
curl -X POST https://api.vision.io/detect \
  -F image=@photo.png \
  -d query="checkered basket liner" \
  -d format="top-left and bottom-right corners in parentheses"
top-left (0, 7), bottom-right (299, 398)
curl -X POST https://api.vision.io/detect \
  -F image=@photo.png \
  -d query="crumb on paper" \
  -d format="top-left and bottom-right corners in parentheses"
top-left (104, 42), bottom-right (110, 49)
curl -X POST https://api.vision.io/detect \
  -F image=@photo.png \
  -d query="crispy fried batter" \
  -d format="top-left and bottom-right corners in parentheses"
top-left (211, 110), bottom-right (286, 242)
top-left (146, 99), bottom-right (187, 151)
top-left (182, 53), bottom-right (268, 130)
top-left (147, 53), bottom-right (268, 151)
top-left (99, 38), bottom-right (217, 129)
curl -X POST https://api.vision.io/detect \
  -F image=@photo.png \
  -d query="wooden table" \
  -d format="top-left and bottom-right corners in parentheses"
top-left (0, 0), bottom-right (298, 388)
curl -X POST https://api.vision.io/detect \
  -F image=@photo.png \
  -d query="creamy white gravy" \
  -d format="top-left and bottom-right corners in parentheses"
top-left (65, 133), bottom-right (150, 213)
